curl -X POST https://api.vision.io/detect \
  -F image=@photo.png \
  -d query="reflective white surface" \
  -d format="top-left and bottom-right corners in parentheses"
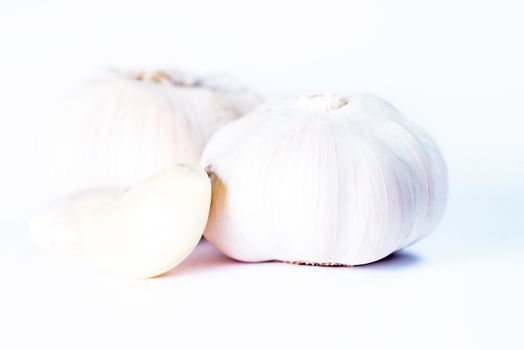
top-left (0, 0), bottom-right (522, 349)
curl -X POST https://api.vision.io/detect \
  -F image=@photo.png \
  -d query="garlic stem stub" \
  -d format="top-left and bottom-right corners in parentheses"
top-left (48, 69), bottom-right (260, 194)
top-left (82, 164), bottom-right (212, 279)
top-left (29, 188), bottom-right (125, 257)
top-left (201, 94), bottom-right (448, 266)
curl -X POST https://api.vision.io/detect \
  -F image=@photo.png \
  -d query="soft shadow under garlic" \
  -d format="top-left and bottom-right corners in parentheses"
top-left (162, 240), bottom-right (237, 277)
top-left (358, 251), bottom-right (422, 270)
top-left (161, 242), bottom-right (422, 278)
top-left (272, 251), bottom-right (422, 270)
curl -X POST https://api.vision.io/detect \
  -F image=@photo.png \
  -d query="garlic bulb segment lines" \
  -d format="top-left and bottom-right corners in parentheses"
top-left (201, 95), bottom-right (448, 266)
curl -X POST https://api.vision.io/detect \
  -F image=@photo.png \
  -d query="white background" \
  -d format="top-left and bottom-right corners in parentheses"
top-left (0, 0), bottom-right (523, 349)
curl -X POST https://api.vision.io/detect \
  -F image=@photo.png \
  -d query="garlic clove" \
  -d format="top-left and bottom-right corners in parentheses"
top-left (29, 188), bottom-right (125, 257)
top-left (82, 164), bottom-right (211, 279)
top-left (201, 94), bottom-right (448, 266)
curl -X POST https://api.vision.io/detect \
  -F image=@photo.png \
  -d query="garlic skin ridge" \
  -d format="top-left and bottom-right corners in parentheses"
top-left (48, 69), bottom-right (261, 195)
top-left (201, 94), bottom-right (448, 266)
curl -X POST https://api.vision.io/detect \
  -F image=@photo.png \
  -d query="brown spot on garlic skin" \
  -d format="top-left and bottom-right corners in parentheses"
top-left (204, 165), bottom-right (216, 182)
top-left (127, 70), bottom-right (203, 87)
top-left (278, 260), bottom-right (351, 267)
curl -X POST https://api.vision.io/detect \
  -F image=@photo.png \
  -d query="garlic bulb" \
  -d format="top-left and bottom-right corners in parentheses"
top-left (29, 188), bottom-right (125, 257)
top-left (201, 94), bottom-right (448, 266)
top-left (48, 69), bottom-right (260, 194)
top-left (83, 164), bottom-right (211, 278)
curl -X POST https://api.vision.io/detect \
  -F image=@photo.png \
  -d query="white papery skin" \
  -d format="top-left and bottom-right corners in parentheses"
top-left (201, 95), bottom-right (448, 266)
top-left (83, 164), bottom-right (211, 279)
top-left (29, 188), bottom-right (125, 257)
top-left (49, 70), bottom-right (260, 194)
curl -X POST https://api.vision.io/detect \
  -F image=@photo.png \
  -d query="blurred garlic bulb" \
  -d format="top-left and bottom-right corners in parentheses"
top-left (29, 188), bottom-right (125, 257)
top-left (201, 94), bottom-right (448, 266)
top-left (48, 69), bottom-right (260, 194)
